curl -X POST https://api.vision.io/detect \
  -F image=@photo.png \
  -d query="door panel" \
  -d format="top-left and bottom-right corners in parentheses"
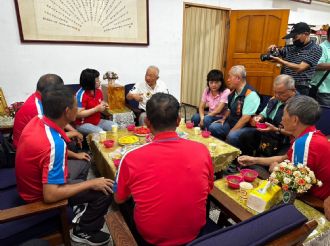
top-left (226, 10), bottom-right (289, 96)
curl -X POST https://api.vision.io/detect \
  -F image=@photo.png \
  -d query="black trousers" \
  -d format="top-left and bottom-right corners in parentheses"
top-left (69, 189), bottom-right (112, 232)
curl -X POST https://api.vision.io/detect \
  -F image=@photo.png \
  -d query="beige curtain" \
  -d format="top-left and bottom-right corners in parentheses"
top-left (181, 5), bottom-right (229, 106)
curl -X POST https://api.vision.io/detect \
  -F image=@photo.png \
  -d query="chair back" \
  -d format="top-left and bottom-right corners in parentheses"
top-left (124, 83), bottom-right (139, 110)
top-left (316, 105), bottom-right (330, 136)
top-left (65, 84), bottom-right (81, 94)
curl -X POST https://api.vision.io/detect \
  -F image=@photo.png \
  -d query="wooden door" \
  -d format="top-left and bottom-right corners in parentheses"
top-left (226, 10), bottom-right (289, 96)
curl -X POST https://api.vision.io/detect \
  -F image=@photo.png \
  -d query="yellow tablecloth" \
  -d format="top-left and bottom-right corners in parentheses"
top-left (88, 126), bottom-right (241, 179)
top-left (214, 178), bottom-right (330, 243)
top-left (177, 125), bottom-right (241, 172)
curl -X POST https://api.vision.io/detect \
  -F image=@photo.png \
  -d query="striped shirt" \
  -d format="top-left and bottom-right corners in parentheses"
top-left (281, 41), bottom-right (322, 86)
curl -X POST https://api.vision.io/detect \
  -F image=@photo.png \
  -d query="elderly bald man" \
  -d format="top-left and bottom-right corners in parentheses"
top-left (126, 65), bottom-right (168, 126)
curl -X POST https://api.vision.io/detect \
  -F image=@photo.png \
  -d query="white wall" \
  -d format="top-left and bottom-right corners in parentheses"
top-left (1, 0), bottom-right (330, 104)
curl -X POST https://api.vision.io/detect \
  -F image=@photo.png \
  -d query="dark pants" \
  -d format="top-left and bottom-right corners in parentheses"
top-left (67, 159), bottom-right (90, 183)
top-left (191, 113), bottom-right (222, 130)
top-left (239, 128), bottom-right (260, 156)
top-left (69, 189), bottom-right (112, 232)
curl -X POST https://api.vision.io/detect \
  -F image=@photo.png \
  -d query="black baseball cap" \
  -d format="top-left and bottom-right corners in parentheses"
top-left (282, 22), bottom-right (311, 39)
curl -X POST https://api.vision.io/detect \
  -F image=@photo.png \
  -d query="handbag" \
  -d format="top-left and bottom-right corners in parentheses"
top-left (309, 70), bottom-right (330, 99)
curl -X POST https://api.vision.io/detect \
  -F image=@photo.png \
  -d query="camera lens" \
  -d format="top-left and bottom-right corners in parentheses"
top-left (260, 54), bottom-right (270, 62)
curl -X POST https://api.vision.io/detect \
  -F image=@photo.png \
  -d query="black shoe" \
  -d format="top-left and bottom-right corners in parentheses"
top-left (71, 228), bottom-right (110, 246)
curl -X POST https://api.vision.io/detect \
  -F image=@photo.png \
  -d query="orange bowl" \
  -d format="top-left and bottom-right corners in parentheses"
top-left (226, 175), bottom-right (243, 189)
top-left (103, 140), bottom-right (114, 148)
top-left (186, 122), bottom-right (194, 129)
top-left (256, 122), bottom-right (267, 129)
top-left (240, 169), bottom-right (258, 182)
top-left (201, 130), bottom-right (211, 138)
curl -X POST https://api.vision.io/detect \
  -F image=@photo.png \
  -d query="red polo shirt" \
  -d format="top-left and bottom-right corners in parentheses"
top-left (13, 92), bottom-right (43, 148)
top-left (16, 116), bottom-right (70, 203)
top-left (287, 126), bottom-right (330, 200)
top-left (114, 131), bottom-right (214, 245)
top-left (75, 88), bottom-right (103, 126)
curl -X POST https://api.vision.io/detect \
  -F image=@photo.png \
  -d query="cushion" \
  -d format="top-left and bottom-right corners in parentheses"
top-left (0, 168), bottom-right (16, 190)
top-left (187, 204), bottom-right (307, 246)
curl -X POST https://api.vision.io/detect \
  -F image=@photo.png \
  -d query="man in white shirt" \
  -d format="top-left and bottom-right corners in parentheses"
top-left (127, 65), bottom-right (168, 125)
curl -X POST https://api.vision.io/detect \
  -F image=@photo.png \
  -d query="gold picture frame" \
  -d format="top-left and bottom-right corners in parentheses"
top-left (0, 88), bottom-right (8, 116)
top-left (14, 0), bottom-right (149, 45)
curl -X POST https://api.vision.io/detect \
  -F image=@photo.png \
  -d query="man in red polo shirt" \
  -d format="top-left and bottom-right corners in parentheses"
top-left (238, 95), bottom-right (330, 200)
top-left (13, 74), bottom-right (60, 148)
top-left (114, 93), bottom-right (214, 245)
top-left (13, 74), bottom-right (90, 182)
top-left (16, 84), bottom-right (114, 245)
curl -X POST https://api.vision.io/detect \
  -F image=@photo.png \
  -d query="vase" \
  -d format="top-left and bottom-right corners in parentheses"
top-left (282, 190), bottom-right (297, 204)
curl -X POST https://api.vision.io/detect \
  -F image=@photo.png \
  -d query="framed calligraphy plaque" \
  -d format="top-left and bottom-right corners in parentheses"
top-left (14, 0), bottom-right (149, 45)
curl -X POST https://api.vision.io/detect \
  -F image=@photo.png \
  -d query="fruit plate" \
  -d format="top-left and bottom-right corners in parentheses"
top-left (133, 127), bottom-right (150, 137)
top-left (118, 135), bottom-right (139, 145)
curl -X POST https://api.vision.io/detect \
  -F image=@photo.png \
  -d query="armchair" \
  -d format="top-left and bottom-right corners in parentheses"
top-left (0, 168), bottom-right (71, 245)
top-left (106, 204), bottom-right (317, 246)
top-left (124, 83), bottom-right (143, 125)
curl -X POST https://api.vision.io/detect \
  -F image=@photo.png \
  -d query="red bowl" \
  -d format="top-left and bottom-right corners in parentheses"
top-left (113, 159), bottom-right (121, 168)
top-left (226, 175), bottom-right (243, 189)
top-left (240, 169), bottom-right (258, 182)
top-left (103, 140), bottom-right (114, 148)
top-left (201, 130), bottom-right (211, 138)
top-left (186, 122), bottom-right (194, 129)
top-left (256, 122), bottom-right (267, 129)
top-left (127, 124), bottom-right (135, 131)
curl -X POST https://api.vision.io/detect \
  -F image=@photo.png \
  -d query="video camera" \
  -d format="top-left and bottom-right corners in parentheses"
top-left (260, 47), bottom-right (281, 62)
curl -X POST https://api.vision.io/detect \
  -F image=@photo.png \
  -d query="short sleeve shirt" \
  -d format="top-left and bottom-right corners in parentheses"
top-left (310, 40), bottom-right (330, 93)
top-left (281, 41), bottom-right (322, 84)
top-left (114, 131), bottom-right (214, 245)
top-left (129, 80), bottom-right (168, 110)
top-left (201, 88), bottom-right (230, 114)
top-left (16, 116), bottom-right (70, 203)
top-left (241, 91), bottom-right (260, 115)
top-left (287, 126), bottom-right (330, 200)
top-left (75, 88), bottom-right (103, 125)
top-left (13, 92), bottom-right (43, 148)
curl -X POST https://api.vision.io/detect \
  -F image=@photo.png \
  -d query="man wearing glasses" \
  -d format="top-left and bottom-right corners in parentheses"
top-left (267, 22), bottom-right (322, 95)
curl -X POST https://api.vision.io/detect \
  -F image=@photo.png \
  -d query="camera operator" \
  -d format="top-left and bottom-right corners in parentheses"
top-left (266, 22), bottom-right (322, 95)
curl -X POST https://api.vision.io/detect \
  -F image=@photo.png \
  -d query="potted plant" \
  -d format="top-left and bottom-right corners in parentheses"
top-left (269, 160), bottom-right (322, 204)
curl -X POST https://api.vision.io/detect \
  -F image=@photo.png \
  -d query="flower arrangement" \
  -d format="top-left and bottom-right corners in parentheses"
top-left (269, 160), bottom-right (322, 194)
top-left (4, 102), bottom-right (24, 118)
top-left (103, 71), bottom-right (119, 80)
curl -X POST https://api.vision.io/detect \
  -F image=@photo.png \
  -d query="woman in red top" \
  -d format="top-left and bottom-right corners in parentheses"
top-left (75, 68), bottom-right (115, 135)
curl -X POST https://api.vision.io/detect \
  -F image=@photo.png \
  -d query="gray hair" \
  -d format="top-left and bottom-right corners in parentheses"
top-left (229, 65), bottom-right (246, 81)
top-left (285, 95), bottom-right (321, 125)
top-left (273, 74), bottom-right (295, 89)
top-left (147, 65), bottom-right (160, 76)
